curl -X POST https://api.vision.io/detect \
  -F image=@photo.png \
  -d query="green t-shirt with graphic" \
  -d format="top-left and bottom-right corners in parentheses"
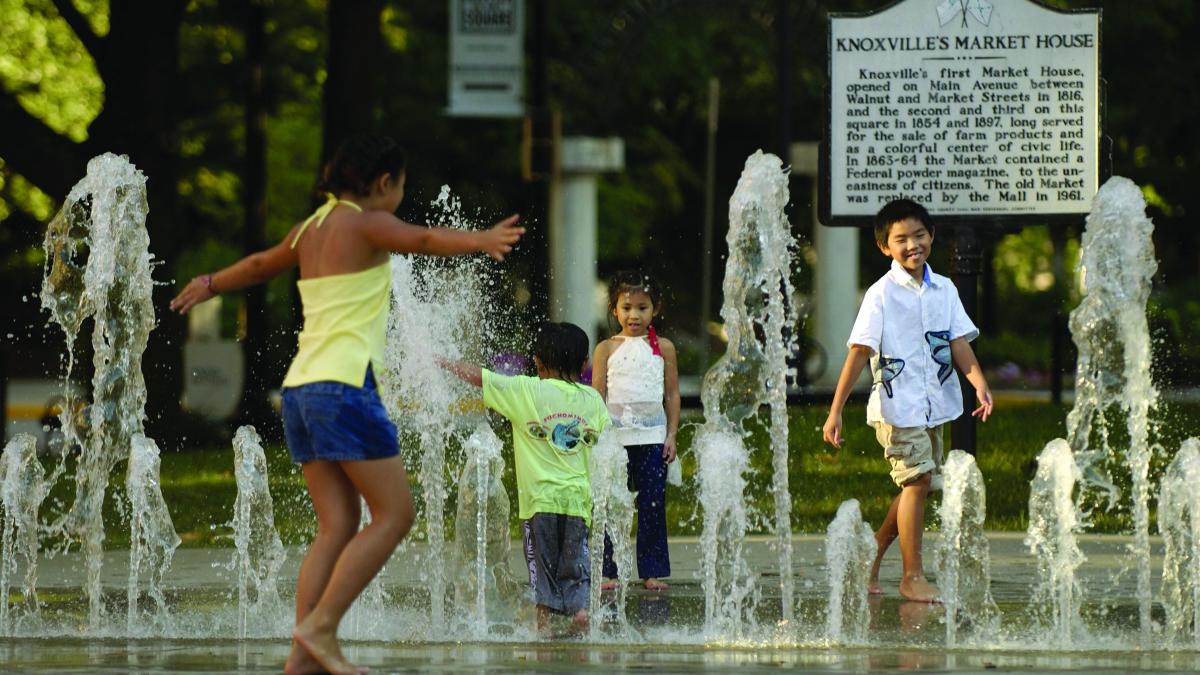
top-left (482, 369), bottom-right (610, 526)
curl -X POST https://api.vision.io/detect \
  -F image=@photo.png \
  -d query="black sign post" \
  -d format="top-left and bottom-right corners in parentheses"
top-left (948, 224), bottom-right (983, 452)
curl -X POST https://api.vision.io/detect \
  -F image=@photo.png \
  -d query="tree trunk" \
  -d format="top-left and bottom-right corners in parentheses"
top-left (90, 1), bottom-right (188, 441)
top-left (235, 0), bottom-right (279, 433)
top-left (321, 0), bottom-right (384, 163)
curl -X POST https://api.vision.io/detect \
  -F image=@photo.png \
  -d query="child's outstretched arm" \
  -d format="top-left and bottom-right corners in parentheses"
top-left (169, 225), bottom-right (301, 314)
top-left (437, 358), bottom-right (483, 387)
top-left (363, 213), bottom-right (525, 261)
top-left (822, 344), bottom-right (873, 449)
top-left (950, 337), bottom-right (993, 421)
top-left (660, 338), bottom-right (681, 463)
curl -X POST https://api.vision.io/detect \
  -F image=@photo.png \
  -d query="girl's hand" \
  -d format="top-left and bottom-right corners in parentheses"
top-left (972, 386), bottom-right (994, 422)
top-left (169, 275), bottom-right (215, 314)
top-left (663, 435), bottom-right (677, 463)
top-left (822, 411), bottom-right (844, 449)
top-left (480, 214), bottom-right (525, 261)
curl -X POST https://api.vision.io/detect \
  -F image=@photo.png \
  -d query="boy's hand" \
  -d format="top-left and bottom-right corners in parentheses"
top-left (480, 214), bottom-right (524, 261)
top-left (663, 434), bottom-right (678, 463)
top-left (822, 411), bottom-right (844, 449)
top-left (972, 386), bottom-right (994, 422)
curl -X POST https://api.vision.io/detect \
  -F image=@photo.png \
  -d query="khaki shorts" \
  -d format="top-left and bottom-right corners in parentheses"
top-left (875, 423), bottom-right (944, 490)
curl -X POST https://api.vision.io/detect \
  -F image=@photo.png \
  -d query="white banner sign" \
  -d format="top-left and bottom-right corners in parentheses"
top-left (448, 0), bottom-right (524, 117)
top-left (826, 0), bottom-right (1100, 223)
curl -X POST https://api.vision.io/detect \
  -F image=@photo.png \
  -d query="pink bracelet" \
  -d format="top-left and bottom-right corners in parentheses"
top-left (201, 274), bottom-right (216, 294)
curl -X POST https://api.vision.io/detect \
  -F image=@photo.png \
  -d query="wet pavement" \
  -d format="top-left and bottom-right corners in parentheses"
top-left (5, 533), bottom-right (1199, 673)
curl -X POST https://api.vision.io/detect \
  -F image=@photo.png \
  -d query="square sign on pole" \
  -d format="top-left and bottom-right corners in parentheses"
top-left (821, 0), bottom-right (1101, 227)
top-left (447, 0), bottom-right (525, 117)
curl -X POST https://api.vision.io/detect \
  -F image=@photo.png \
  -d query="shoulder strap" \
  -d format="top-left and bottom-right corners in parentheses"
top-left (290, 193), bottom-right (363, 249)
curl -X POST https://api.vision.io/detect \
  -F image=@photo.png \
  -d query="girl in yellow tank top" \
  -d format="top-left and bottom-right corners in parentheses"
top-left (170, 134), bottom-right (523, 675)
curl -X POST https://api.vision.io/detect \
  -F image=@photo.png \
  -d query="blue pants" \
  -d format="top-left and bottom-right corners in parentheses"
top-left (603, 443), bottom-right (671, 580)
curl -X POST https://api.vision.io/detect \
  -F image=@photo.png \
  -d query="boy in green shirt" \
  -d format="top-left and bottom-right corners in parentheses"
top-left (441, 322), bottom-right (609, 634)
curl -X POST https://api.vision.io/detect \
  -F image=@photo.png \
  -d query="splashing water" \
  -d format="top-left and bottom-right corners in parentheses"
top-left (126, 434), bottom-right (181, 632)
top-left (382, 186), bottom-right (515, 633)
top-left (1, 434), bottom-right (48, 635)
top-left (1159, 438), bottom-right (1200, 645)
top-left (229, 426), bottom-right (286, 639)
top-left (694, 428), bottom-right (753, 636)
top-left (453, 422), bottom-right (521, 636)
top-left (936, 450), bottom-right (997, 646)
top-left (1026, 439), bottom-right (1088, 645)
top-left (39, 153), bottom-right (167, 628)
top-left (824, 499), bottom-right (874, 644)
top-left (1065, 176), bottom-right (1158, 637)
top-left (588, 431), bottom-right (636, 636)
top-left (697, 150), bottom-right (800, 630)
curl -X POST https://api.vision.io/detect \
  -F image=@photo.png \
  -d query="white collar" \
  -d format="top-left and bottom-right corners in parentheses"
top-left (887, 259), bottom-right (937, 289)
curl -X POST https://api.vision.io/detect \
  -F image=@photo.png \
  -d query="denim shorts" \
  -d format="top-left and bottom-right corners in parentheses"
top-left (281, 365), bottom-right (400, 464)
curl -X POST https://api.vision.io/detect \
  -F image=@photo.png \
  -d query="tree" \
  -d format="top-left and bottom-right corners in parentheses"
top-left (0, 0), bottom-right (189, 438)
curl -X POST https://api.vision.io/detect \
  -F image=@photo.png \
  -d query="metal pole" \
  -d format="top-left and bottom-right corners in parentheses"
top-left (949, 225), bottom-right (983, 454)
top-left (699, 78), bottom-right (720, 367)
top-left (1049, 226), bottom-right (1068, 405)
top-left (776, 0), bottom-right (793, 160)
top-left (525, 0), bottom-right (552, 320)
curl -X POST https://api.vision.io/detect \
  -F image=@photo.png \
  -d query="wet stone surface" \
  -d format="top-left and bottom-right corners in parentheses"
top-left (3, 534), bottom-right (1197, 672)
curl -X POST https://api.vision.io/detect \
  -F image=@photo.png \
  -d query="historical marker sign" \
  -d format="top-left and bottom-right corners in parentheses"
top-left (822, 0), bottom-right (1101, 226)
top-left (447, 0), bottom-right (525, 117)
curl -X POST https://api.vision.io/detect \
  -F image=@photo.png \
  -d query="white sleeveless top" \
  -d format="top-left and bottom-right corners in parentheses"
top-left (605, 335), bottom-right (667, 445)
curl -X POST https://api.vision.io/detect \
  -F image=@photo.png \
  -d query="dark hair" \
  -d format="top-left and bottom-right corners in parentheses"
top-left (874, 199), bottom-right (934, 248)
top-left (318, 134), bottom-right (407, 196)
top-left (533, 322), bottom-right (590, 381)
top-left (607, 270), bottom-right (662, 311)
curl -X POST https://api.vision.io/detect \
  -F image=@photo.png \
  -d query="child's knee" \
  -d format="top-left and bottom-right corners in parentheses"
top-left (391, 502), bottom-right (416, 541)
top-left (373, 500), bottom-right (416, 544)
top-left (317, 507), bottom-right (361, 543)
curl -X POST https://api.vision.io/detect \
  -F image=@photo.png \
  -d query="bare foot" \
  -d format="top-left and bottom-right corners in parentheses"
top-left (899, 600), bottom-right (938, 631)
top-left (643, 578), bottom-right (669, 591)
top-left (867, 581), bottom-right (884, 596)
top-left (293, 620), bottom-right (364, 675)
top-left (600, 578), bottom-right (618, 591)
top-left (898, 576), bottom-right (940, 603)
top-left (572, 608), bottom-right (589, 633)
top-left (283, 641), bottom-right (326, 675)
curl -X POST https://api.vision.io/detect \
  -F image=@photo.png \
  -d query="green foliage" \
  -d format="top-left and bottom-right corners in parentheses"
top-left (1149, 281), bottom-right (1200, 386)
top-left (993, 226), bottom-right (1078, 298)
top-left (0, 164), bottom-right (54, 222)
top-left (0, 0), bottom-right (102, 263)
top-left (0, 0), bottom-right (103, 141)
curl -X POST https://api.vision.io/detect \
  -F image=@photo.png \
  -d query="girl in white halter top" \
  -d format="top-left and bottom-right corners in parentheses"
top-left (591, 271), bottom-right (680, 591)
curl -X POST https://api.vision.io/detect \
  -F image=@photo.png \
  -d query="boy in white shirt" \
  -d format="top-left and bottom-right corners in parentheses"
top-left (822, 199), bottom-right (994, 602)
